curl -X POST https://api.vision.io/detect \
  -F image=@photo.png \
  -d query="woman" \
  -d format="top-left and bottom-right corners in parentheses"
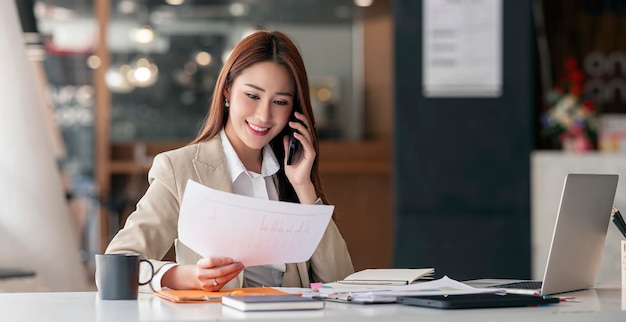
top-left (104, 30), bottom-right (354, 292)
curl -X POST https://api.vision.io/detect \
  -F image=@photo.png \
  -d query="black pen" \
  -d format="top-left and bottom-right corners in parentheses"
top-left (611, 207), bottom-right (626, 239)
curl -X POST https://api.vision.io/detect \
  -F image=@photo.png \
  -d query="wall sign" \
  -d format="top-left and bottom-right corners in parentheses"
top-left (423, 0), bottom-right (502, 98)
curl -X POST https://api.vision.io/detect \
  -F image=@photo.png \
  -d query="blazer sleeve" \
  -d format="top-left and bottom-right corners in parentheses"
top-left (308, 218), bottom-right (355, 283)
top-left (104, 153), bottom-right (182, 292)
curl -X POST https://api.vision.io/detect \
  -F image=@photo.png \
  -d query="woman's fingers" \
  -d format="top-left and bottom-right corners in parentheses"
top-left (196, 262), bottom-right (243, 280)
top-left (195, 257), bottom-right (244, 290)
top-left (288, 113), bottom-right (314, 156)
top-left (291, 112), bottom-right (312, 141)
top-left (197, 256), bottom-right (234, 268)
top-left (213, 267), bottom-right (245, 287)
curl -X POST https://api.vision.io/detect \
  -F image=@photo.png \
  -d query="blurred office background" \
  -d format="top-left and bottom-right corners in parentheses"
top-left (2, 0), bottom-right (626, 291)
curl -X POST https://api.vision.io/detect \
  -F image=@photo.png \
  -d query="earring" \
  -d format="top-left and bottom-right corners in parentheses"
top-left (224, 99), bottom-right (230, 108)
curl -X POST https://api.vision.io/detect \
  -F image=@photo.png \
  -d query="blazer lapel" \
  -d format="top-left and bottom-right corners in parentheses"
top-left (191, 136), bottom-right (234, 193)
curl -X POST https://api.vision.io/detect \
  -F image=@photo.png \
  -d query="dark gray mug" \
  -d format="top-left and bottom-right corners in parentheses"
top-left (95, 253), bottom-right (154, 300)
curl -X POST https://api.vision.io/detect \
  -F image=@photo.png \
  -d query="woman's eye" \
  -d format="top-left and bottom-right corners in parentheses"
top-left (246, 93), bottom-right (259, 100)
top-left (274, 100), bottom-right (289, 106)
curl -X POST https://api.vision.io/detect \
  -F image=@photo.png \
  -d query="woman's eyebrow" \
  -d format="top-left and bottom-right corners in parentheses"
top-left (244, 83), bottom-right (293, 97)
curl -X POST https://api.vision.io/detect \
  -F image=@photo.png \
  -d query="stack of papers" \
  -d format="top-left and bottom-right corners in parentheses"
top-left (317, 276), bottom-right (505, 304)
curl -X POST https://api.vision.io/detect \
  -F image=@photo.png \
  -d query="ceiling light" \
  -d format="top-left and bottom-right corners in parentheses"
top-left (127, 58), bottom-right (159, 88)
top-left (133, 67), bottom-right (152, 82)
top-left (105, 64), bottom-right (135, 93)
top-left (317, 88), bottom-right (332, 102)
top-left (229, 3), bottom-right (248, 17)
top-left (354, 0), bottom-right (375, 7)
top-left (117, 0), bottom-right (136, 14)
top-left (194, 52), bottom-right (212, 66)
top-left (86, 55), bottom-right (101, 70)
top-left (165, 0), bottom-right (185, 5)
top-left (75, 85), bottom-right (95, 107)
top-left (134, 25), bottom-right (155, 44)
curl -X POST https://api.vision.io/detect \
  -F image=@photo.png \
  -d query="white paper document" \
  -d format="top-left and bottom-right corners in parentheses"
top-left (318, 276), bottom-right (504, 303)
top-left (178, 180), bottom-right (334, 266)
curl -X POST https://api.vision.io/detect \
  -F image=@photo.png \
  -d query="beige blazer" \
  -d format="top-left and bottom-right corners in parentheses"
top-left (105, 135), bottom-right (354, 292)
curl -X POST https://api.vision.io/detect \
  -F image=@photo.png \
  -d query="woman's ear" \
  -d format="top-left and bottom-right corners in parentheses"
top-left (223, 86), bottom-right (230, 100)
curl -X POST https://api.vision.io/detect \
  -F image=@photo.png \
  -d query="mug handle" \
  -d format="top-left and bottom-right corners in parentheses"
top-left (138, 259), bottom-right (155, 286)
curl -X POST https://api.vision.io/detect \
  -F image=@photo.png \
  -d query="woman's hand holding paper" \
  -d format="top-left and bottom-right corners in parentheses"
top-left (162, 256), bottom-right (244, 291)
top-left (194, 257), bottom-right (244, 290)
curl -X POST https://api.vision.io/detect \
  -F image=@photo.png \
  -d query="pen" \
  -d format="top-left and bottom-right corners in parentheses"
top-left (611, 207), bottom-right (626, 239)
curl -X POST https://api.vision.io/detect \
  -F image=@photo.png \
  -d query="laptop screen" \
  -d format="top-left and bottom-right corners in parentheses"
top-left (541, 173), bottom-right (618, 295)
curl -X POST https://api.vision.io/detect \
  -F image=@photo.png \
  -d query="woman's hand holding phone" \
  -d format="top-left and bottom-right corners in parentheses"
top-left (284, 112), bottom-right (313, 167)
top-left (283, 112), bottom-right (318, 203)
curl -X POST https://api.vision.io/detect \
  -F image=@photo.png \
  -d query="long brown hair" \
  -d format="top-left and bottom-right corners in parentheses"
top-left (190, 30), bottom-right (327, 205)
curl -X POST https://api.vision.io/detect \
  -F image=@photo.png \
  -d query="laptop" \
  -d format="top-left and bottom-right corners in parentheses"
top-left (465, 173), bottom-right (619, 295)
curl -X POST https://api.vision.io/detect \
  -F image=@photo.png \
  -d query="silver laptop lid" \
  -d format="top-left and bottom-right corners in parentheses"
top-left (541, 173), bottom-right (618, 295)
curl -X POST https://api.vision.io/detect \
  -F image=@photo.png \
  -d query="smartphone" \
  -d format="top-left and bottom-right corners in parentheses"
top-left (286, 131), bottom-right (298, 165)
top-left (286, 115), bottom-right (304, 165)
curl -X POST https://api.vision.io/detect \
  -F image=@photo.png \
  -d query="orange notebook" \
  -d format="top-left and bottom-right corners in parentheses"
top-left (154, 287), bottom-right (291, 303)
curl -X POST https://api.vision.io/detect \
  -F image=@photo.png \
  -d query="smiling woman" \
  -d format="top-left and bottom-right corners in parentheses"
top-left (104, 30), bottom-right (355, 292)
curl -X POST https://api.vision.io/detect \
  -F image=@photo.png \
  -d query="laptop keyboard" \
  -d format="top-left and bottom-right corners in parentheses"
top-left (488, 281), bottom-right (543, 290)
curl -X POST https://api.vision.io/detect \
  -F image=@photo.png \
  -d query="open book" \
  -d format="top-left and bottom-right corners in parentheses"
top-left (323, 268), bottom-right (435, 289)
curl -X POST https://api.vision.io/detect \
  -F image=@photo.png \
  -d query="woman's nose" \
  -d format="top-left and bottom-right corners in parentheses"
top-left (255, 100), bottom-right (272, 121)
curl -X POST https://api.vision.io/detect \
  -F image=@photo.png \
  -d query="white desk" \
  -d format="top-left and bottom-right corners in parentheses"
top-left (0, 287), bottom-right (624, 321)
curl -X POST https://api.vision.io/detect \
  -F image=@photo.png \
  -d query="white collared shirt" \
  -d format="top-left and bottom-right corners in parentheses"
top-left (220, 129), bottom-right (281, 201)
